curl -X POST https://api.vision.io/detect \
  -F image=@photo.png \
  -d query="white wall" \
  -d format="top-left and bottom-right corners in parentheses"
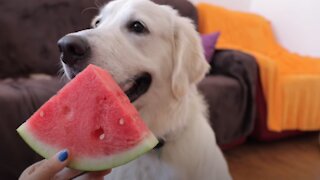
top-left (250, 0), bottom-right (320, 57)
top-left (189, 0), bottom-right (251, 11)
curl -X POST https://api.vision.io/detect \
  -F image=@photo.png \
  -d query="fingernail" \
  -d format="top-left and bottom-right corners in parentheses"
top-left (58, 150), bottom-right (68, 162)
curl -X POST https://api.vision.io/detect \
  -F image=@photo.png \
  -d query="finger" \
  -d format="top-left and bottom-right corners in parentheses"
top-left (32, 149), bottom-right (70, 179)
top-left (74, 169), bottom-right (111, 180)
top-left (54, 168), bottom-right (83, 180)
top-left (19, 160), bottom-right (45, 179)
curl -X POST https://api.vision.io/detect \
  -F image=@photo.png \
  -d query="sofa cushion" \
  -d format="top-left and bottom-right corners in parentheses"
top-left (0, 0), bottom-right (198, 79)
top-left (0, 0), bottom-right (98, 78)
top-left (152, 0), bottom-right (198, 29)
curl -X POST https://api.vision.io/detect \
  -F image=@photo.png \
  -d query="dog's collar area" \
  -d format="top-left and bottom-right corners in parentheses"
top-left (153, 138), bottom-right (166, 150)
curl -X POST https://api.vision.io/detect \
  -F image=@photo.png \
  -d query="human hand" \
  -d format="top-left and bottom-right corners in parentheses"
top-left (19, 149), bottom-right (111, 180)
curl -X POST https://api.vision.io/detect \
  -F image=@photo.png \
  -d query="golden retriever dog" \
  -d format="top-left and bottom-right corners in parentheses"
top-left (58, 0), bottom-right (231, 179)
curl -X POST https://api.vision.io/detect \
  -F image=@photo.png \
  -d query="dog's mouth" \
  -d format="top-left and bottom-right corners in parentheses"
top-left (119, 72), bottom-right (152, 103)
top-left (64, 64), bottom-right (152, 103)
top-left (120, 73), bottom-right (152, 103)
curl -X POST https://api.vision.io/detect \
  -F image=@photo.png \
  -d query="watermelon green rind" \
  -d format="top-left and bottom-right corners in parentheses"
top-left (17, 122), bottom-right (158, 171)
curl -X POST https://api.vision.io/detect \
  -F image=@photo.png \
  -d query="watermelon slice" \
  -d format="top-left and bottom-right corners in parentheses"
top-left (17, 64), bottom-right (158, 171)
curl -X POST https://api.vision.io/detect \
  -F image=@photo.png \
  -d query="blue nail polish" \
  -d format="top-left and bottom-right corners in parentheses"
top-left (58, 150), bottom-right (68, 162)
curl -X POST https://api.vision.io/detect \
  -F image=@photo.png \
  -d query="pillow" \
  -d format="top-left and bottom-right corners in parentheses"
top-left (201, 32), bottom-right (220, 62)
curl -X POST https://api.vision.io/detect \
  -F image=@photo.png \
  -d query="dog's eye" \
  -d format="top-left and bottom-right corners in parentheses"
top-left (92, 19), bottom-right (101, 28)
top-left (128, 21), bottom-right (149, 34)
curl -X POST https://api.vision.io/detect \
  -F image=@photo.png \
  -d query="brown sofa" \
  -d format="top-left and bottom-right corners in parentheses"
top-left (0, 0), bottom-right (257, 179)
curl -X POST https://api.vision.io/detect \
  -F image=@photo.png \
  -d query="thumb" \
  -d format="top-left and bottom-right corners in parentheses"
top-left (33, 149), bottom-right (70, 179)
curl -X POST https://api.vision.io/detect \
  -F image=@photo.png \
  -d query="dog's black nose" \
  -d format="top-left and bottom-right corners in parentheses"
top-left (57, 35), bottom-right (89, 66)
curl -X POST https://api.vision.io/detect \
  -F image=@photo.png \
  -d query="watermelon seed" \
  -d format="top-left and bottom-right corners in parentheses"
top-left (99, 133), bottom-right (105, 140)
top-left (62, 106), bottom-right (73, 120)
top-left (39, 111), bottom-right (45, 117)
top-left (62, 106), bottom-right (71, 114)
top-left (92, 127), bottom-right (105, 140)
top-left (119, 118), bottom-right (125, 125)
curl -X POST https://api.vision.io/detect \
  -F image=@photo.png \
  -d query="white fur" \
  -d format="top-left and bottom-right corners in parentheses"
top-left (64, 0), bottom-right (232, 179)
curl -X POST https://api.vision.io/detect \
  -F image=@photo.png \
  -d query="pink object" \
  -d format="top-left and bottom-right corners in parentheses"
top-left (201, 32), bottom-right (220, 62)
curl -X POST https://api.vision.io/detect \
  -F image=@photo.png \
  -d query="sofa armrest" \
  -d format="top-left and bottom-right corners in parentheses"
top-left (209, 49), bottom-right (258, 82)
top-left (199, 75), bottom-right (242, 144)
top-left (0, 77), bottom-right (65, 179)
top-left (210, 49), bottom-right (258, 127)
top-left (200, 49), bottom-right (258, 145)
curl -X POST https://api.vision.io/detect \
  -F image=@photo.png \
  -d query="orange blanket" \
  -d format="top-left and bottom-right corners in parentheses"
top-left (197, 3), bottom-right (320, 131)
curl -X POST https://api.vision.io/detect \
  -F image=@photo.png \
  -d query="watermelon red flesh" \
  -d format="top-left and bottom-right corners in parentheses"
top-left (17, 64), bottom-right (158, 171)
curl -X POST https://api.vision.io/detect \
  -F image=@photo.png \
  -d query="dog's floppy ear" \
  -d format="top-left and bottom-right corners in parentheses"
top-left (171, 16), bottom-right (210, 99)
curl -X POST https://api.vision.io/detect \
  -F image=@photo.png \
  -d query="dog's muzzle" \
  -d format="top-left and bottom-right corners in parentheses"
top-left (57, 35), bottom-right (152, 103)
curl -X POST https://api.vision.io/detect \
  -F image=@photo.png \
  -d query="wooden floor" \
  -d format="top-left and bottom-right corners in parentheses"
top-left (224, 133), bottom-right (320, 180)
